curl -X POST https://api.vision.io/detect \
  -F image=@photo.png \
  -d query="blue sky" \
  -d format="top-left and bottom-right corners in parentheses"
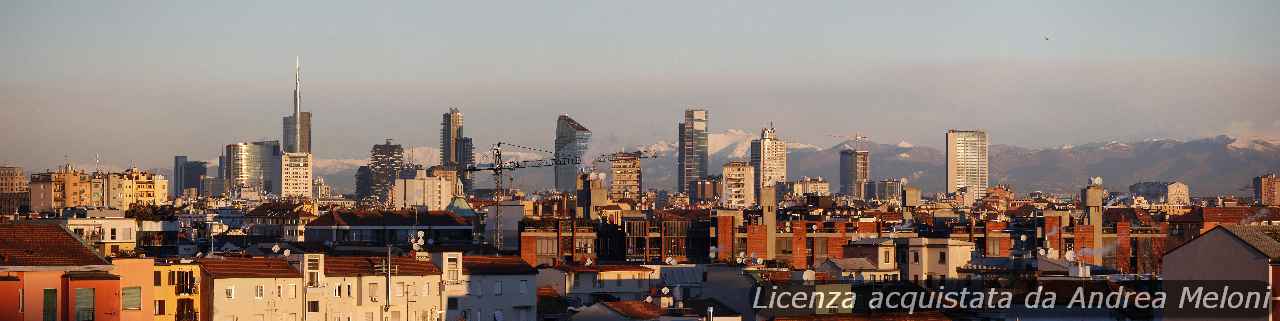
top-left (3, 1), bottom-right (1278, 170)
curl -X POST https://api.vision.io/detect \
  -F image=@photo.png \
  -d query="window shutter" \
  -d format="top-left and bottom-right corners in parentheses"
top-left (122, 287), bottom-right (142, 310)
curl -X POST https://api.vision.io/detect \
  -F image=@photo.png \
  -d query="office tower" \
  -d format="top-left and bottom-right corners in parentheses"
top-left (280, 152), bottom-right (313, 199)
top-left (362, 139), bottom-right (406, 203)
top-left (355, 166), bottom-right (373, 201)
top-left (865, 179), bottom-right (905, 203)
top-left (554, 115), bottom-right (592, 192)
top-left (946, 129), bottom-right (989, 198)
top-left (283, 57), bottom-right (312, 154)
top-left (720, 161), bottom-right (755, 209)
top-left (750, 126), bottom-right (787, 201)
top-left (440, 108), bottom-right (475, 192)
top-left (172, 155), bottom-right (188, 198)
top-left (677, 109), bottom-right (709, 195)
top-left (607, 152), bottom-right (642, 200)
top-left (839, 149), bottom-right (870, 198)
top-left (172, 156), bottom-right (208, 198)
top-left (0, 166), bottom-right (28, 214)
top-left (223, 141), bottom-right (282, 196)
top-left (1257, 173), bottom-right (1280, 206)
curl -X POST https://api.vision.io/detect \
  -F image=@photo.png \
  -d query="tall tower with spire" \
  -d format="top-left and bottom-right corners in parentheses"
top-left (283, 56), bottom-right (311, 154)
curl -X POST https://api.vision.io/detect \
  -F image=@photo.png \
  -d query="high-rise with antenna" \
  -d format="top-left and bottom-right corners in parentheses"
top-left (283, 56), bottom-right (311, 154)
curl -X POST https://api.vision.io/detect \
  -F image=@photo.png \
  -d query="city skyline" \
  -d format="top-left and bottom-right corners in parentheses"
top-left (4, 1), bottom-right (1280, 172)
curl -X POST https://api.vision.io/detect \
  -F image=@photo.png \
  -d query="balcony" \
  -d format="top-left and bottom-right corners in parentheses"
top-left (175, 282), bottom-right (199, 295)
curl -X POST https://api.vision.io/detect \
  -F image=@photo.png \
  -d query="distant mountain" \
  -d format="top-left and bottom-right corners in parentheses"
top-left (317, 132), bottom-right (1280, 197)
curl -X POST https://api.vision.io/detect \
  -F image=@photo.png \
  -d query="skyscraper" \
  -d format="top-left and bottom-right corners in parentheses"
top-left (283, 57), bottom-right (312, 154)
top-left (750, 126), bottom-right (786, 201)
top-left (440, 108), bottom-right (475, 192)
top-left (172, 155), bottom-right (188, 199)
top-left (554, 115), bottom-right (591, 192)
top-left (946, 129), bottom-right (989, 197)
top-left (839, 149), bottom-right (870, 198)
top-left (677, 109), bottom-right (709, 195)
top-left (223, 141), bottom-right (282, 196)
top-left (360, 139), bottom-right (406, 203)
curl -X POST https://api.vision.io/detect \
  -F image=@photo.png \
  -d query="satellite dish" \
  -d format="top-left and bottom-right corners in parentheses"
top-left (1019, 235), bottom-right (1028, 242)
top-left (584, 259), bottom-right (594, 266)
top-left (735, 257), bottom-right (744, 264)
top-left (661, 287), bottom-right (670, 295)
top-left (1038, 248), bottom-right (1048, 256)
top-left (282, 249), bottom-right (292, 257)
top-left (417, 230), bottom-right (426, 238)
top-left (645, 296), bottom-right (654, 303)
top-left (1064, 250), bottom-right (1076, 262)
top-left (738, 251), bottom-right (745, 258)
top-left (271, 244), bottom-right (281, 254)
top-left (195, 252), bottom-right (203, 258)
top-left (756, 258), bottom-right (764, 265)
top-left (665, 257), bottom-right (676, 265)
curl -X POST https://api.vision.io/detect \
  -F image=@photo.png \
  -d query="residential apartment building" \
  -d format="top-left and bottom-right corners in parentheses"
top-left (945, 129), bottom-right (989, 198)
top-left (719, 162), bottom-right (754, 209)
top-left (1129, 181), bottom-right (1190, 205)
top-left (749, 127), bottom-right (786, 201)
top-left (198, 257), bottom-right (304, 321)
top-left (152, 260), bottom-right (201, 321)
top-left (0, 224), bottom-right (121, 321)
top-left (787, 176), bottom-right (829, 197)
top-left (28, 164), bottom-right (93, 213)
top-left (537, 265), bottom-right (657, 306)
top-left (1256, 173), bottom-right (1280, 206)
top-left (0, 166), bottom-right (29, 214)
top-left (607, 152), bottom-right (643, 201)
top-left (389, 166), bottom-right (460, 211)
top-left (280, 152), bottom-right (313, 199)
top-left (457, 256), bottom-right (538, 321)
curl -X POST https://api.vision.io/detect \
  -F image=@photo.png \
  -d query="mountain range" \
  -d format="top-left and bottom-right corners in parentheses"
top-left (315, 132), bottom-right (1280, 197)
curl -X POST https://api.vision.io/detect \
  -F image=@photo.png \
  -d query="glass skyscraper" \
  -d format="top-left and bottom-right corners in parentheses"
top-left (554, 115), bottom-right (591, 192)
top-left (677, 109), bottom-right (708, 196)
top-left (223, 141), bottom-right (282, 196)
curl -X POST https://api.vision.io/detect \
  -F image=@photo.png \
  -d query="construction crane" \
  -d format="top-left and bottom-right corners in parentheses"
top-left (827, 133), bottom-right (870, 150)
top-left (464, 142), bottom-right (582, 251)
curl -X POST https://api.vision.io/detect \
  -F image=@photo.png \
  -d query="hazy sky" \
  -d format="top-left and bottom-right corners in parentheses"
top-left (3, 1), bottom-right (1279, 171)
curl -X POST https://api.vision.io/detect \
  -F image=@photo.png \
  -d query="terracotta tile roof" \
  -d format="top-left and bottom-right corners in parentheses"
top-left (308, 210), bottom-right (470, 227)
top-left (462, 256), bottom-right (536, 275)
top-left (536, 286), bottom-right (560, 297)
top-left (0, 224), bottom-right (108, 267)
top-left (198, 257), bottom-right (301, 279)
top-left (324, 256), bottom-right (441, 276)
top-left (553, 264), bottom-right (653, 273)
top-left (601, 301), bottom-right (661, 320)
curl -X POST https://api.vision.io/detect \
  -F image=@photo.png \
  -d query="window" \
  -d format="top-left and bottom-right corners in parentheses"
top-left (307, 301), bottom-right (320, 313)
top-left (370, 283), bottom-right (380, 301)
top-left (346, 284), bottom-right (352, 297)
top-left (287, 284), bottom-right (297, 298)
top-left (395, 282), bottom-right (405, 297)
top-left (111, 228), bottom-right (117, 240)
top-left (43, 289), bottom-right (56, 321)
top-left (912, 251), bottom-right (919, 264)
top-left (447, 298), bottom-right (459, 310)
top-left (168, 271), bottom-right (176, 285)
top-left (494, 281), bottom-right (503, 296)
top-left (225, 286), bottom-right (235, 299)
top-left (255, 285), bottom-right (264, 299)
top-left (334, 285), bottom-right (341, 297)
top-left (883, 251), bottom-right (890, 264)
top-left (308, 271), bottom-right (320, 287)
top-left (122, 286), bottom-right (142, 310)
top-left (519, 280), bottom-right (528, 294)
top-left (938, 251), bottom-right (947, 264)
top-left (277, 285), bottom-right (283, 298)
top-left (153, 271), bottom-right (162, 286)
top-left (154, 300), bottom-right (166, 315)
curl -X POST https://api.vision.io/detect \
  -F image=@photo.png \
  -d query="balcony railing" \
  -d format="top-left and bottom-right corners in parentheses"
top-left (175, 283), bottom-right (199, 295)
